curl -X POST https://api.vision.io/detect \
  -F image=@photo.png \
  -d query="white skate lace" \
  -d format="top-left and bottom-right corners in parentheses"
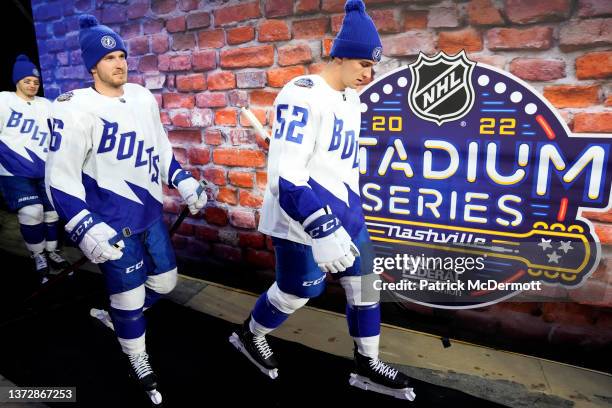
top-left (47, 250), bottom-right (66, 263)
top-left (31, 253), bottom-right (48, 270)
top-left (370, 359), bottom-right (398, 379)
top-left (253, 336), bottom-right (273, 360)
top-left (129, 352), bottom-right (154, 379)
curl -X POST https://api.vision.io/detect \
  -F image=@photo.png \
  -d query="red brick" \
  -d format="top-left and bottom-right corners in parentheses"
top-left (245, 248), bottom-right (275, 268)
top-left (438, 28), bottom-right (482, 54)
top-left (121, 23), bottom-right (141, 40)
top-left (138, 55), bottom-right (158, 72)
top-left (217, 186), bottom-right (238, 205)
top-left (152, 34), bottom-right (169, 54)
top-left (160, 111), bottom-right (171, 125)
top-left (215, 108), bottom-right (238, 126)
top-left (158, 54), bottom-right (191, 71)
top-left (207, 71), bottom-right (236, 91)
top-left (212, 243), bottom-right (242, 262)
top-left (230, 209), bottom-right (257, 229)
top-left (194, 225), bottom-right (219, 241)
top-left (543, 85), bottom-right (600, 108)
top-left (292, 17), bottom-right (328, 39)
top-left (559, 18), bottom-right (612, 51)
top-left (322, 0), bottom-right (344, 13)
top-left (213, 148), bottom-right (267, 167)
top-left (239, 190), bottom-right (263, 208)
top-left (509, 58), bottom-right (565, 81)
top-left (229, 129), bottom-right (254, 145)
top-left (163, 93), bottom-right (195, 109)
top-left (237, 71), bottom-right (267, 88)
top-left (265, 0), bottom-right (293, 17)
top-left (369, 9), bottom-right (399, 33)
top-left (179, 0), bottom-right (198, 11)
top-left (188, 146), bottom-right (210, 165)
top-left (214, 1), bottom-right (261, 25)
top-left (331, 15), bottom-right (344, 34)
top-left (267, 66), bottom-right (307, 88)
top-left (238, 231), bottom-right (265, 248)
top-left (152, 0), bottom-right (176, 14)
top-left (192, 50), bottom-right (216, 71)
top-left (129, 36), bottom-right (149, 55)
top-left (173, 147), bottom-right (188, 165)
top-left (578, 0), bottom-right (612, 17)
top-left (278, 44), bottom-right (312, 66)
top-left (196, 92), bottom-right (227, 108)
top-left (229, 171), bottom-right (255, 188)
top-left (202, 167), bottom-right (227, 186)
top-left (403, 10), bottom-right (428, 30)
top-left (250, 90), bottom-right (278, 106)
top-left (470, 54), bottom-right (506, 69)
top-left (220, 45), bottom-right (275, 68)
top-left (175, 73), bottom-right (206, 92)
top-left (258, 20), bottom-right (291, 42)
top-left (382, 32), bottom-right (436, 57)
top-left (166, 16), bottom-right (185, 33)
top-left (168, 129), bottom-right (201, 144)
top-left (487, 27), bottom-right (553, 51)
top-left (505, 0), bottom-right (570, 24)
top-left (296, 0), bottom-right (320, 14)
top-left (205, 206), bottom-right (229, 226)
top-left (256, 171), bottom-right (268, 190)
top-left (198, 29), bottom-right (225, 49)
top-left (240, 107), bottom-right (268, 127)
top-left (128, 2), bottom-right (149, 19)
top-left (467, 0), bottom-right (503, 25)
top-left (309, 62), bottom-right (326, 75)
top-left (574, 112), bottom-right (612, 133)
top-left (576, 51), bottom-right (612, 79)
top-left (227, 26), bottom-right (255, 45)
top-left (186, 11), bottom-right (210, 30)
top-left (228, 90), bottom-right (249, 107)
top-left (172, 32), bottom-right (195, 51)
top-left (205, 129), bottom-right (223, 145)
top-left (144, 19), bottom-right (164, 35)
top-left (606, 95), bottom-right (612, 107)
top-left (428, 7), bottom-right (460, 29)
top-left (322, 38), bottom-right (334, 57)
top-left (169, 111), bottom-right (191, 128)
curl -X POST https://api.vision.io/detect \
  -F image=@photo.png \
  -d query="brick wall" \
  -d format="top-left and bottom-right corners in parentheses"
top-left (32, 0), bottom-right (612, 344)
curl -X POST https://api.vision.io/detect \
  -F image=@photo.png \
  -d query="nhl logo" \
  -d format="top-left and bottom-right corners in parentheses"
top-left (101, 35), bottom-right (116, 49)
top-left (408, 51), bottom-right (475, 126)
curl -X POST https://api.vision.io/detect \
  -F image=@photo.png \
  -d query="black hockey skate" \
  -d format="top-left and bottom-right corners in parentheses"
top-left (31, 252), bottom-right (49, 284)
top-left (46, 249), bottom-right (70, 270)
top-left (128, 351), bottom-right (162, 405)
top-left (229, 318), bottom-right (279, 379)
top-left (349, 348), bottom-right (416, 401)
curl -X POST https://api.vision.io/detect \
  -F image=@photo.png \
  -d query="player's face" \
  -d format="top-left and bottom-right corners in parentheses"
top-left (93, 51), bottom-right (128, 87)
top-left (16, 76), bottom-right (40, 98)
top-left (340, 59), bottom-right (375, 89)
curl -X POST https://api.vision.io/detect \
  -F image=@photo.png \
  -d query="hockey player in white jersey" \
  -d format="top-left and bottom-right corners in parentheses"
top-left (230, 0), bottom-right (415, 401)
top-left (0, 55), bottom-right (69, 282)
top-left (45, 15), bottom-right (207, 405)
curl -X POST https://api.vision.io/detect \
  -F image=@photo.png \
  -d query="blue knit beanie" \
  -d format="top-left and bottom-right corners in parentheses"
top-left (13, 55), bottom-right (40, 84)
top-left (79, 14), bottom-right (127, 72)
top-left (330, 0), bottom-right (382, 62)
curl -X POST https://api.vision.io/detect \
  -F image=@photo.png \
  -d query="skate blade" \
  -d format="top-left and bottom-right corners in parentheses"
top-left (229, 333), bottom-right (278, 379)
top-left (349, 373), bottom-right (416, 401)
top-left (89, 308), bottom-right (115, 331)
top-left (147, 389), bottom-right (162, 405)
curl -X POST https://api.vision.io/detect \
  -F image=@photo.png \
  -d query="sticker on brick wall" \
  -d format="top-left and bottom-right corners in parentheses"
top-left (359, 51), bottom-right (612, 309)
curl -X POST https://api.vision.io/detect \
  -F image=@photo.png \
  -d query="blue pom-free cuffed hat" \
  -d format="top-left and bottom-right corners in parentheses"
top-left (78, 14), bottom-right (127, 72)
top-left (13, 55), bottom-right (40, 84)
top-left (330, 0), bottom-right (382, 62)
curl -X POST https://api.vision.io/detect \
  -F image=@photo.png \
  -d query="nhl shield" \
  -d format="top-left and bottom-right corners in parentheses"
top-left (408, 51), bottom-right (476, 125)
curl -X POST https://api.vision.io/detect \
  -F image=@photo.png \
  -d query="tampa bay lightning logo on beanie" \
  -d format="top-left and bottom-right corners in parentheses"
top-left (330, 0), bottom-right (382, 62)
top-left (78, 14), bottom-right (127, 71)
top-left (101, 35), bottom-right (117, 49)
top-left (12, 54), bottom-right (40, 84)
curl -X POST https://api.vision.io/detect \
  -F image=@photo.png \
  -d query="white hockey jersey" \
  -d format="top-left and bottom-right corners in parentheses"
top-left (259, 75), bottom-right (365, 245)
top-left (0, 92), bottom-right (52, 178)
top-left (45, 83), bottom-right (183, 234)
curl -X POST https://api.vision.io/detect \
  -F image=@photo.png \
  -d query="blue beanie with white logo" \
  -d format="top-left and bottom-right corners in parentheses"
top-left (79, 14), bottom-right (127, 72)
top-left (330, 0), bottom-right (382, 62)
top-left (13, 55), bottom-right (40, 84)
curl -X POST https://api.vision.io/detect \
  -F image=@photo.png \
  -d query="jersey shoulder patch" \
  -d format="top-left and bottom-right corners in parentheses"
top-left (56, 91), bottom-right (74, 102)
top-left (294, 78), bottom-right (314, 88)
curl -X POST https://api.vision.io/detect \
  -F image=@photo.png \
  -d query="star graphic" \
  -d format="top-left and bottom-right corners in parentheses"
top-left (547, 251), bottom-right (561, 264)
top-left (538, 238), bottom-right (552, 251)
top-left (559, 241), bottom-right (573, 254)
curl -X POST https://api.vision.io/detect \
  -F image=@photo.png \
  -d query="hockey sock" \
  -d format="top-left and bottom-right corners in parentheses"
top-left (347, 303), bottom-right (381, 359)
top-left (109, 306), bottom-right (147, 355)
top-left (251, 292), bottom-right (289, 335)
